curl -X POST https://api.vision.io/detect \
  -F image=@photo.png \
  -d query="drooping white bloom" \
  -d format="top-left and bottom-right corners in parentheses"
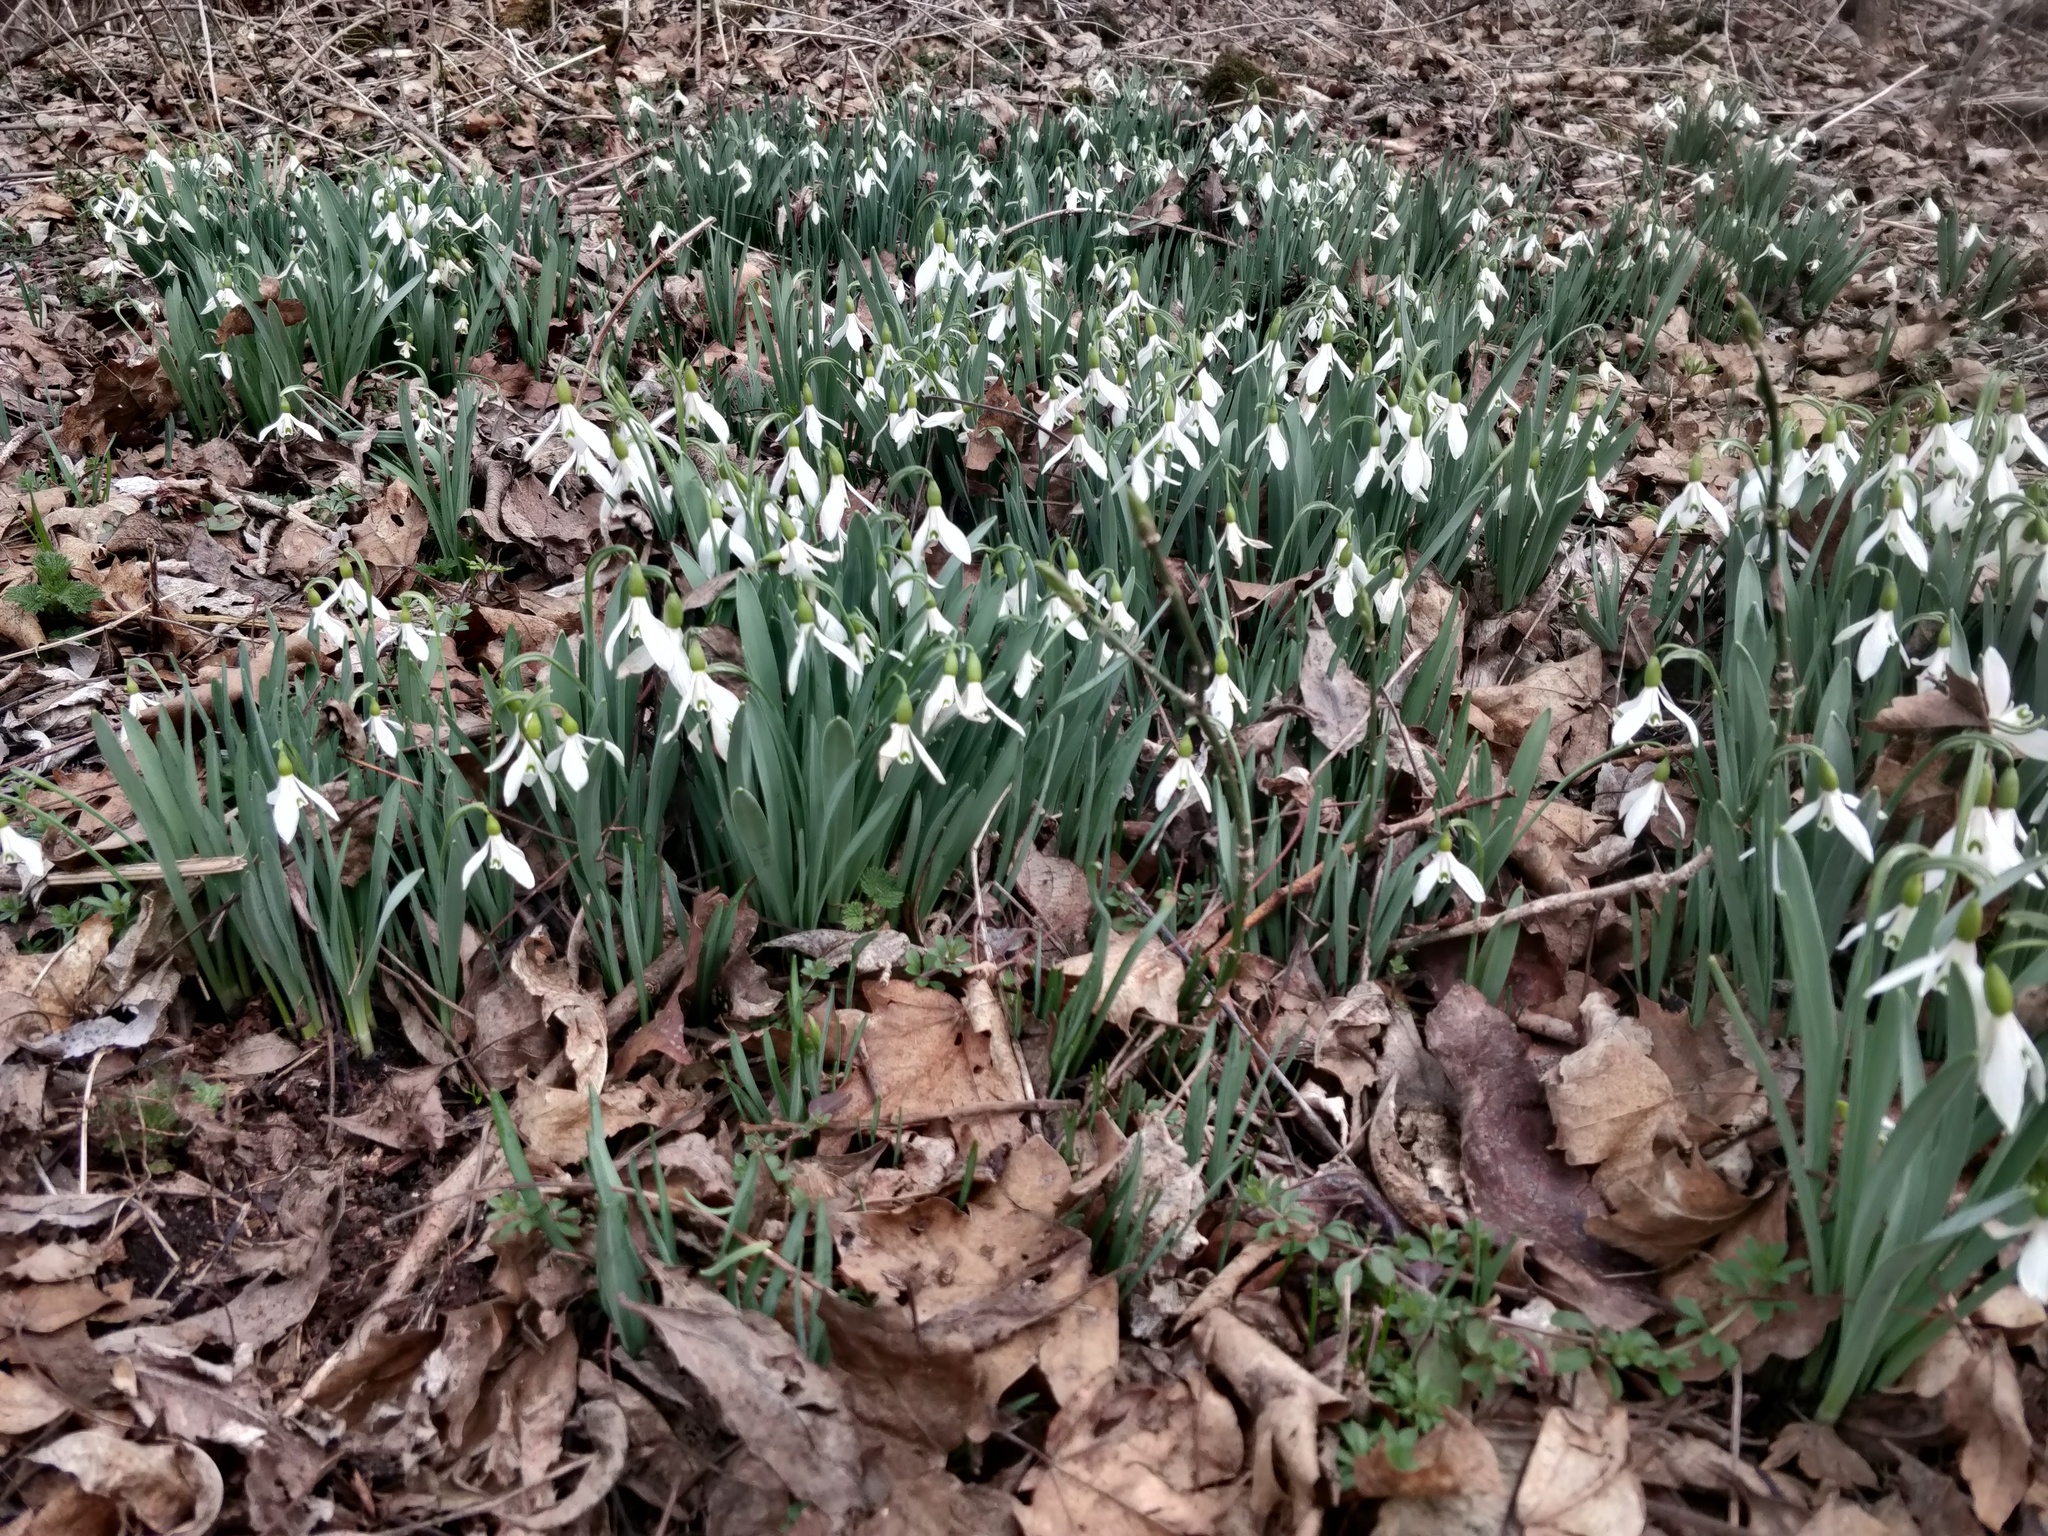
top-left (267, 748), bottom-right (338, 842)
top-left (1204, 652), bottom-right (1248, 730)
top-left (1869, 897), bottom-right (1985, 1002)
top-left (606, 568), bottom-right (684, 680)
top-left (921, 652), bottom-right (963, 732)
top-left (1835, 578), bottom-right (1903, 681)
top-left (1805, 415), bottom-right (1856, 494)
top-left (257, 407), bottom-right (322, 443)
top-left (1352, 424), bottom-right (1390, 496)
top-left (1220, 503), bottom-right (1269, 567)
top-left (1987, 1201), bottom-right (2048, 1304)
top-left (529, 379), bottom-right (618, 496)
top-left (365, 699), bottom-right (401, 759)
top-left (1975, 963), bottom-right (2047, 1136)
top-left (1326, 536), bottom-right (1374, 619)
top-left (1611, 656), bottom-right (1701, 747)
top-left (0, 816), bottom-right (47, 884)
top-left (955, 651), bottom-right (1024, 735)
top-left (1262, 403), bottom-right (1290, 471)
top-left (1413, 832), bottom-right (1485, 907)
top-left (1656, 457), bottom-right (1730, 538)
top-left (1857, 479), bottom-right (1929, 574)
top-left (547, 720), bottom-right (624, 791)
top-left (1782, 758), bottom-right (1873, 862)
top-left (490, 712), bottom-right (557, 811)
top-left (462, 812), bottom-right (535, 890)
top-left (1154, 735), bottom-right (1211, 816)
top-left (1618, 760), bottom-right (1685, 844)
top-left (912, 478), bottom-right (976, 566)
top-left (671, 641), bottom-right (742, 759)
top-left (1912, 398), bottom-right (1981, 484)
top-left (680, 367), bottom-right (730, 442)
top-left (879, 692), bottom-right (946, 784)
top-left (1982, 647), bottom-right (2048, 760)
top-left (2004, 393), bottom-right (2048, 467)
top-left (1391, 400), bottom-right (1433, 498)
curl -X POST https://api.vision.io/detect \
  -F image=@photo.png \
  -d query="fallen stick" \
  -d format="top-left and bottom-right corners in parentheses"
top-left (1392, 847), bottom-right (1711, 951)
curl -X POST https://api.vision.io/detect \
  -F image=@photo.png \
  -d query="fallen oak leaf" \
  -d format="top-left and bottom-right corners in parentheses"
top-left (1515, 1403), bottom-right (1645, 1536)
top-left (30, 1429), bottom-right (224, 1536)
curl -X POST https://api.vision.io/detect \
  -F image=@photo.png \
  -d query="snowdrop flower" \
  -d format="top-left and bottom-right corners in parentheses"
top-left (607, 568), bottom-right (684, 681)
top-left (1353, 422), bottom-right (1390, 496)
top-left (1012, 647), bottom-right (1045, 700)
top-left (1262, 402), bottom-right (1290, 471)
top-left (1618, 758), bottom-right (1685, 844)
top-left (912, 477), bottom-right (975, 566)
top-left (1101, 579), bottom-right (1139, 664)
top-left (1783, 757), bottom-right (1873, 862)
top-left (956, 651), bottom-right (1024, 734)
top-left (1836, 576), bottom-right (1904, 680)
top-left (1220, 502), bottom-right (1269, 567)
top-left (673, 641), bottom-right (741, 759)
top-left (787, 591), bottom-right (863, 693)
top-left (879, 690), bottom-right (945, 783)
top-left (1155, 734), bottom-right (1211, 816)
top-left (392, 596), bottom-right (437, 665)
top-left (2003, 389), bottom-right (2048, 468)
top-left (1844, 868), bottom-right (1923, 952)
top-left (547, 715), bottom-right (623, 791)
top-left (913, 216), bottom-right (967, 295)
top-left (1982, 647), bottom-right (2048, 760)
top-left (490, 711), bottom-right (556, 811)
top-left (829, 294), bottom-right (869, 352)
top-left (0, 814), bottom-right (46, 885)
top-left (118, 676), bottom-right (155, 752)
top-left (530, 377), bottom-right (618, 495)
top-left (1612, 655), bottom-right (1701, 747)
top-left (1297, 319), bottom-right (1352, 399)
top-left (772, 507), bottom-right (838, 581)
top-left (1992, 1179), bottom-right (2048, 1303)
top-left (921, 649), bottom-right (964, 732)
top-left (1853, 477), bottom-right (1929, 574)
top-left (1327, 535), bottom-right (1374, 619)
top-left (1413, 831), bottom-right (1485, 907)
top-left (1204, 651), bottom-right (1248, 730)
top-left (1871, 895), bottom-right (1985, 1002)
top-left (1984, 447), bottom-right (2022, 512)
top-left (1582, 460), bottom-right (1610, 518)
top-left (1912, 393), bottom-right (1980, 484)
top-left (267, 746), bottom-right (338, 842)
top-left (1975, 963), bottom-right (2046, 1136)
top-left (1081, 345), bottom-right (1130, 417)
top-left (1391, 400), bottom-right (1433, 498)
top-left (463, 812), bottom-right (534, 890)
top-left (817, 447), bottom-right (851, 542)
top-left (365, 697), bottom-right (401, 759)
top-left (1656, 455), bottom-right (1730, 538)
top-left (1806, 413), bottom-right (1856, 494)
top-left (1436, 378), bottom-right (1471, 460)
top-left (258, 407), bottom-right (321, 443)
top-left (677, 364), bottom-right (728, 444)
top-left (1374, 560), bottom-right (1406, 628)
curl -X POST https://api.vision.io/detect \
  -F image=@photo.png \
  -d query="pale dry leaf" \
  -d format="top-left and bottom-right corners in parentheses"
top-left (352, 479), bottom-right (425, 575)
top-left (829, 978), bottom-right (1030, 1161)
top-left (1515, 1404), bottom-right (1645, 1536)
top-left (31, 1429), bottom-right (224, 1535)
top-left (0, 1366), bottom-right (70, 1433)
top-left (1347, 1413), bottom-right (1501, 1499)
top-left (1014, 1369), bottom-right (1244, 1536)
top-left (508, 930), bottom-right (609, 1093)
top-left (1058, 930), bottom-right (1183, 1032)
top-left (1015, 847), bottom-right (1092, 951)
top-left (1765, 1424), bottom-right (1877, 1491)
top-left (1301, 625), bottom-right (1375, 752)
top-left (1794, 1496), bottom-right (1895, 1536)
top-left (1544, 1026), bottom-right (1684, 1171)
top-left (1944, 1334), bottom-right (2031, 1530)
top-left (514, 1080), bottom-right (698, 1166)
top-left (210, 1034), bottom-right (302, 1078)
top-left (1585, 1147), bottom-right (1756, 1268)
top-left (640, 1269), bottom-right (867, 1522)
top-left (1193, 1308), bottom-right (1347, 1536)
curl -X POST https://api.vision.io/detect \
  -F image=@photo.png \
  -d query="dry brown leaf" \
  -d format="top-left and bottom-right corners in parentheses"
top-left (1345, 1412), bottom-right (1501, 1499)
top-left (0, 1277), bottom-right (124, 1332)
top-left (1794, 1496), bottom-right (1895, 1536)
top-left (514, 1080), bottom-right (699, 1166)
top-left (210, 1033), bottom-right (302, 1078)
top-left (1193, 1308), bottom-right (1347, 1535)
top-left (1585, 1147), bottom-right (1756, 1268)
top-left (640, 1269), bottom-right (868, 1522)
top-left (507, 930), bottom-right (609, 1092)
top-left (1467, 647), bottom-right (1605, 782)
top-left (1057, 930), bottom-right (1183, 1032)
top-left (329, 1064), bottom-right (448, 1152)
top-left (1765, 1424), bottom-right (1877, 1491)
top-left (1637, 999), bottom-right (1762, 1137)
top-left (1301, 625), bottom-right (1376, 752)
top-left (57, 358), bottom-right (180, 456)
top-left (1544, 1024), bottom-right (1684, 1172)
top-left (1943, 1334), bottom-right (2031, 1530)
top-left (0, 1365), bottom-right (70, 1432)
top-left (1014, 1369), bottom-right (1244, 1536)
top-left (1015, 846), bottom-right (1093, 952)
top-left (826, 978), bottom-right (1029, 1160)
top-left (352, 479), bottom-right (425, 576)
top-left (1515, 1404), bottom-right (1645, 1536)
top-left (30, 1429), bottom-right (225, 1535)
top-left (0, 913), bottom-right (115, 1060)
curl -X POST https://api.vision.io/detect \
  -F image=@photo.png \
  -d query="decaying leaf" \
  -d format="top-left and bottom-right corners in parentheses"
top-left (826, 978), bottom-right (1031, 1160)
top-left (1015, 846), bottom-right (1093, 952)
top-left (1765, 1423), bottom-right (1877, 1491)
top-left (1943, 1333), bottom-right (2031, 1531)
top-left (1345, 1413), bottom-right (1501, 1499)
top-left (1193, 1308), bottom-right (1348, 1536)
top-left (0, 1365), bottom-right (70, 1432)
top-left (31, 1428), bottom-right (225, 1535)
top-left (1058, 929), bottom-right (1184, 1032)
top-left (1014, 1368), bottom-right (1245, 1536)
top-left (1515, 1403), bottom-right (1645, 1536)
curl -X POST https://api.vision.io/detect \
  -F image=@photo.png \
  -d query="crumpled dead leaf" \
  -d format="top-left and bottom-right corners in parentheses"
top-left (1058, 929), bottom-right (1183, 1032)
top-left (0, 1365), bottom-right (70, 1432)
top-left (1943, 1333), bottom-right (2032, 1530)
top-left (514, 1078), bottom-right (702, 1166)
top-left (1015, 846), bottom-right (1093, 953)
top-left (1300, 625), bottom-right (1375, 753)
top-left (1193, 1307), bottom-right (1347, 1535)
top-left (1015, 1368), bottom-right (1244, 1536)
top-left (30, 1428), bottom-right (225, 1535)
top-left (825, 978), bottom-right (1030, 1160)
top-left (1515, 1402), bottom-right (1645, 1536)
top-left (1764, 1423), bottom-right (1876, 1491)
top-left (1345, 1413), bottom-right (1501, 1499)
